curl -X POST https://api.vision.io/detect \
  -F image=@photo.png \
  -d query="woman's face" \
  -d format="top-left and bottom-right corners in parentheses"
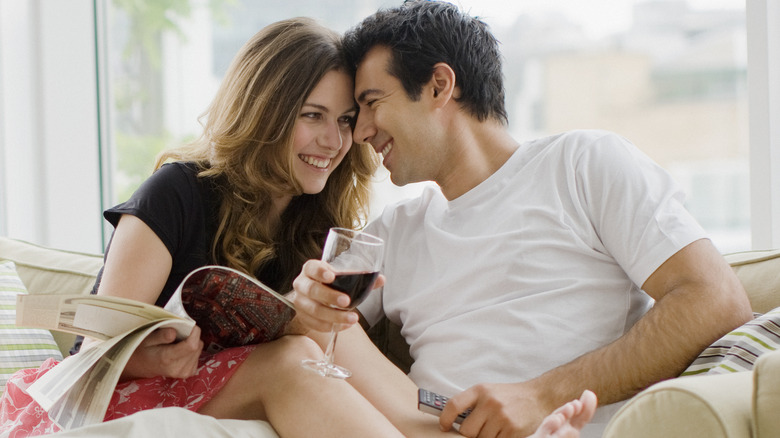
top-left (291, 69), bottom-right (356, 195)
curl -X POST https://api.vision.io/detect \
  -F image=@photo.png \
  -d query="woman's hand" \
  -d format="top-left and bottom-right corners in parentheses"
top-left (120, 326), bottom-right (204, 381)
top-left (291, 259), bottom-right (384, 333)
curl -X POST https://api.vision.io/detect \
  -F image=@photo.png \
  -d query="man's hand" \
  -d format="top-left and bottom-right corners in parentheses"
top-left (291, 259), bottom-right (384, 332)
top-left (120, 326), bottom-right (204, 381)
top-left (440, 382), bottom-right (551, 437)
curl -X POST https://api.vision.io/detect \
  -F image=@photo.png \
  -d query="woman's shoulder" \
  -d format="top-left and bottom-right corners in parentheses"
top-left (153, 161), bottom-right (200, 181)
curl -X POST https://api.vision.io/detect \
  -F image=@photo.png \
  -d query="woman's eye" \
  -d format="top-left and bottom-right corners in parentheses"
top-left (339, 115), bottom-right (355, 127)
top-left (302, 112), bottom-right (320, 119)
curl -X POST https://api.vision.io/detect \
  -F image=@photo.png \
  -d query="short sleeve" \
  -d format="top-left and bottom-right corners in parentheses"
top-left (102, 162), bottom-right (214, 306)
top-left (574, 132), bottom-right (707, 286)
top-left (105, 162), bottom-right (201, 257)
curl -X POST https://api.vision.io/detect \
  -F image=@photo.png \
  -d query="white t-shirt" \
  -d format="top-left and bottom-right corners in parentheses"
top-left (359, 130), bottom-right (707, 435)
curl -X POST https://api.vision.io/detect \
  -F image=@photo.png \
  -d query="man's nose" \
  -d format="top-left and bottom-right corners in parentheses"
top-left (353, 112), bottom-right (376, 145)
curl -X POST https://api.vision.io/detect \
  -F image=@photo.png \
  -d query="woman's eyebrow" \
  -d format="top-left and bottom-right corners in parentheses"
top-left (303, 102), bottom-right (357, 114)
top-left (302, 102), bottom-right (329, 112)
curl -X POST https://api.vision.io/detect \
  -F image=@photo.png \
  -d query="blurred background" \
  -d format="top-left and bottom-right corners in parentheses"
top-left (0, 0), bottom-right (764, 255)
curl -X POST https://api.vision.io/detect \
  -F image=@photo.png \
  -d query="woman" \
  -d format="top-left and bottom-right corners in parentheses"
top-left (0, 17), bottom-right (593, 438)
top-left (0, 17), bottom-right (396, 437)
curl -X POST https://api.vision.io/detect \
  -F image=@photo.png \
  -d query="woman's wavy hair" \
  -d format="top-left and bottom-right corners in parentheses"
top-left (155, 18), bottom-right (378, 292)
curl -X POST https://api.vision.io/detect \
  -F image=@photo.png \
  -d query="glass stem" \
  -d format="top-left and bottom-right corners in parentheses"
top-left (323, 325), bottom-right (338, 364)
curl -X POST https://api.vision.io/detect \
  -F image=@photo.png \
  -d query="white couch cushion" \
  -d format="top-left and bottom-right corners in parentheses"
top-left (0, 260), bottom-right (62, 395)
top-left (0, 237), bottom-right (103, 354)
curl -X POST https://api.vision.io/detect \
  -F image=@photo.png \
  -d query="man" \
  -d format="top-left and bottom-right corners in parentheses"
top-left (293, 1), bottom-right (752, 437)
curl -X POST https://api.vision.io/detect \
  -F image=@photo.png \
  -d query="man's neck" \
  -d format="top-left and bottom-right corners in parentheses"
top-left (437, 118), bottom-right (518, 201)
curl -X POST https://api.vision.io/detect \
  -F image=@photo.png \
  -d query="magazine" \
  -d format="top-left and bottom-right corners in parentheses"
top-left (15, 265), bottom-right (295, 431)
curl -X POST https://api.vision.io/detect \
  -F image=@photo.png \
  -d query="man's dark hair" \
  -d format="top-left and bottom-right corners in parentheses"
top-left (343, 0), bottom-right (508, 124)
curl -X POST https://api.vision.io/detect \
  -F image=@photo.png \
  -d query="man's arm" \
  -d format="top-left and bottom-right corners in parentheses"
top-left (443, 238), bottom-right (753, 436)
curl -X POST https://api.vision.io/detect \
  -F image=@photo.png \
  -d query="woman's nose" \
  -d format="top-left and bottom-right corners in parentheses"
top-left (318, 120), bottom-right (343, 150)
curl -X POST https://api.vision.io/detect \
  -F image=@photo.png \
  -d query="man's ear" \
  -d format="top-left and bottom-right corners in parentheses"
top-left (428, 63), bottom-right (458, 107)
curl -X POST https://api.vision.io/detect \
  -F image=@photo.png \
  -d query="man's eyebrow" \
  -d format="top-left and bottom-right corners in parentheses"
top-left (356, 89), bottom-right (382, 104)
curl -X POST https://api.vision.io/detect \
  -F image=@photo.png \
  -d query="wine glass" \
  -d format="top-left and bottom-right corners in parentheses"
top-left (301, 227), bottom-right (384, 379)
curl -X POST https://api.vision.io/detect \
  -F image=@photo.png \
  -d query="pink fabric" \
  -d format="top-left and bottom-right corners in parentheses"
top-left (0, 346), bottom-right (255, 437)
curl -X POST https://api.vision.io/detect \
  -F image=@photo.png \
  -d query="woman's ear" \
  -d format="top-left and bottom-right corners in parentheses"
top-left (428, 63), bottom-right (457, 107)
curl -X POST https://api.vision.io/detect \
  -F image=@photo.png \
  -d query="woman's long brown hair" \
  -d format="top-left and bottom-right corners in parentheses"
top-left (155, 18), bottom-right (378, 292)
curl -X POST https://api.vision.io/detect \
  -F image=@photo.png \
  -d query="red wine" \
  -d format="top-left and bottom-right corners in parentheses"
top-left (331, 271), bottom-right (379, 309)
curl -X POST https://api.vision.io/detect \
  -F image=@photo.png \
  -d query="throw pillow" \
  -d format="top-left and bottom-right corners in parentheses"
top-left (681, 307), bottom-right (780, 376)
top-left (0, 260), bottom-right (63, 394)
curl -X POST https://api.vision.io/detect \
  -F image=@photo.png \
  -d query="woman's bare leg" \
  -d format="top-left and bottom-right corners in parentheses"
top-left (318, 325), bottom-right (597, 438)
top-left (198, 335), bottom-right (403, 438)
top-left (316, 325), bottom-right (462, 436)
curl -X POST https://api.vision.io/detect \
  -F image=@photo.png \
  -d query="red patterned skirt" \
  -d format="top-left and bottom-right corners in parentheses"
top-left (0, 345), bottom-right (255, 437)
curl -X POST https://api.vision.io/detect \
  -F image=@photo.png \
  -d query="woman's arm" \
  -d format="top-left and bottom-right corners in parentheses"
top-left (93, 214), bottom-right (203, 380)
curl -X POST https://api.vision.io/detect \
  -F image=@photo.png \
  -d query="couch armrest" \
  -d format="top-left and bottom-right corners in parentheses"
top-left (753, 349), bottom-right (780, 438)
top-left (603, 371), bottom-right (753, 438)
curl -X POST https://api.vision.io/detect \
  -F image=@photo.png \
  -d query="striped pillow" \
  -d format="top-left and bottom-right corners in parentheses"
top-left (681, 307), bottom-right (780, 376)
top-left (0, 260), bottom-right (63, 394)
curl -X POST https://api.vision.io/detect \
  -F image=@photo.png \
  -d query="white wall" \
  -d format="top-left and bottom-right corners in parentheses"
top-left (747, 0), bottom-right (780, 250)
top-left (0, 0), bottom-right (103, 253)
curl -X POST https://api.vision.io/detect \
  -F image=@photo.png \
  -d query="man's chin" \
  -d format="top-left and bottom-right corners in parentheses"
top-left (388, 173), bottom-right (413, 188)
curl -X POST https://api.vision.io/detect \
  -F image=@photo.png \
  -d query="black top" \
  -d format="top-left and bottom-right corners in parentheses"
top-left (73, 162), bottom-right (220, 355)
top-left (99, 162), bottom-right (221, 307)
top-left (72, 162), bottom-right (291, 355)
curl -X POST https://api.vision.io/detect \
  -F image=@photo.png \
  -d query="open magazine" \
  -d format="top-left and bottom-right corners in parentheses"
top-left (14, 265), bottom-right (295, 431)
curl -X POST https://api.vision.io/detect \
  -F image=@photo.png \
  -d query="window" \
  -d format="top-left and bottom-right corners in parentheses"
top-left (2, 0), bottom-right (770, 254)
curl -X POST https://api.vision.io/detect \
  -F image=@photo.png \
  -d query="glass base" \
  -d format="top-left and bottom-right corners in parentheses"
top-left (301, 359), bottom-right (352, 379)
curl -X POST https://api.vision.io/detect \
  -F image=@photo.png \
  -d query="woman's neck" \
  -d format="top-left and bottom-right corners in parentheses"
top-left (271, 195), bottom-right (293, 219)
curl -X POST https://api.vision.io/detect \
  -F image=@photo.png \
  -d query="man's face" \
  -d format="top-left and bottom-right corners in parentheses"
top-left (353, 46), bottom-right (440, 186)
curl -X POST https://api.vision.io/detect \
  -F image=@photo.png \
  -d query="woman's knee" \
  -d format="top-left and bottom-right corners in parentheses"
top-left (250, 335), bottom-right (323, 368)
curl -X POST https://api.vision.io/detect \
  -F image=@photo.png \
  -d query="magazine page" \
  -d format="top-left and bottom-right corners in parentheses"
top-left (27, 318), bottom-right (194, 430)
top-left (164, 265), bottom-right (296, 353)
top-left (164, 265), bottom-right (294, 313)
top-left (16, 293), bottom-right (192, 341)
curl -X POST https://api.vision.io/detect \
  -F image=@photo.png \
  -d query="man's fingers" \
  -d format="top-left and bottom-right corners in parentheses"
top-left (440, 390), bottom-right (476, 431)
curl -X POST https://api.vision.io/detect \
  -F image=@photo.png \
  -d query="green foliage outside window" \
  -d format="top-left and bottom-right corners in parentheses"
top-left (108, 0), bottom-right (232, 203)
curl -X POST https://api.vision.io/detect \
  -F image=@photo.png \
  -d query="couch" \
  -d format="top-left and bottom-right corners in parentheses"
top-left (1, 235), bottom-right (779, 437)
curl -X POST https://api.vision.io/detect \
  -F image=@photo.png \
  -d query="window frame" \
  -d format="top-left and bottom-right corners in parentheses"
top-left (747, 0), bottom-right (780, 249)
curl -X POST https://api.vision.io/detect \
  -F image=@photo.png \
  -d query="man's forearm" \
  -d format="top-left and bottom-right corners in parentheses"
top-left (529, 277), bottom-right (752, 411)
